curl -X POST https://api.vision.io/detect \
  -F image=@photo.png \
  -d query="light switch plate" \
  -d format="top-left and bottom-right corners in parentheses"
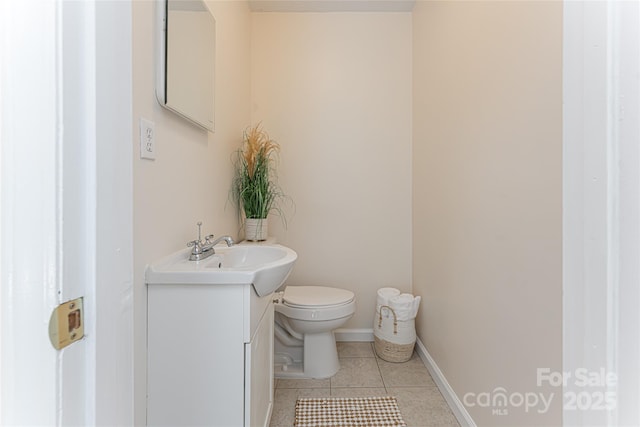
top-left (140, 118), bottom-right (156, 160)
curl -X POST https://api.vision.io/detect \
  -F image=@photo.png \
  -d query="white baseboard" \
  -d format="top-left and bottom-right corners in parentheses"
top-left (334, 328), bottom-right (374, 342)
top-left (414, 338), bottom-right (476, 427)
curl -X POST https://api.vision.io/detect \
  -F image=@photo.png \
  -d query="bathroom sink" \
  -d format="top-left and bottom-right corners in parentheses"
top-left (145, 244), bottom-right (297, 296)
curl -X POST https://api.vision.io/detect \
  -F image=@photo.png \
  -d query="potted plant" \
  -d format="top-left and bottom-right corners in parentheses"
top-left (232, 123), bottom-right (286, 241)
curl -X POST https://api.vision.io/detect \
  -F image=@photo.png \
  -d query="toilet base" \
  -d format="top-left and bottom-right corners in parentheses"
top-left (274, 361), bottom-right (305, 378)
top-left (274, 331), bottom-right (340, 379)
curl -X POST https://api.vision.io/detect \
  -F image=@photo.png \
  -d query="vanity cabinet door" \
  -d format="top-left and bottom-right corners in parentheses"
top-left (245, 302), bottom-right (274, 427)
top-left (147, 284), bottom-right (245, 427)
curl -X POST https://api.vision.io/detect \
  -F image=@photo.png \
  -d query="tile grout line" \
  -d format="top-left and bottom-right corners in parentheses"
top-left (371, 341), bottom-right (390, 395)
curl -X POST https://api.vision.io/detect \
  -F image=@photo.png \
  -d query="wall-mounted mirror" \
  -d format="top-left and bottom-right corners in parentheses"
top-left (156, 0), bottom-right (215, 131)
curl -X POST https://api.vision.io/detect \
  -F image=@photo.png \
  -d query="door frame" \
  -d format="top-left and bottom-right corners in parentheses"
top-left (563, 1), bottom-right (640, 425)
top-left (0, 0), bottom-right (133, 424)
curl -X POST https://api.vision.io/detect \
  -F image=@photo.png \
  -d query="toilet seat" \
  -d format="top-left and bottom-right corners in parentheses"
top-left (283, 286), bottom-right (354, 309)
top-left (275, 286), bottom-right (356, 322)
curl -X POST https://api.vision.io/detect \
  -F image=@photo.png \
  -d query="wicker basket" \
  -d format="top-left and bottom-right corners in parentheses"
top-left (373, 305), bottom-right (416, 363)
top-left (374, 335), bottom-right (415, 363)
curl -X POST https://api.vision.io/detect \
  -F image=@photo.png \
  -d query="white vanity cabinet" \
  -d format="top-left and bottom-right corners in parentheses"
top-left (147, 282), bottom-right (274, 427)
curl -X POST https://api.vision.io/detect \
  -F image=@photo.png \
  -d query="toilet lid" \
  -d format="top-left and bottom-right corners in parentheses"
top-left (283, 286), bottom-right (354, 308)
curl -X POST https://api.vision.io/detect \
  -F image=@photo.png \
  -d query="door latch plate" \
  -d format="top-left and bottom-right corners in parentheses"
top-left (48, 297), bottom-right (84, 350)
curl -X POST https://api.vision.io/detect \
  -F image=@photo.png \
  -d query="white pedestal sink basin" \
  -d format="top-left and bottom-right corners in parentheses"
top-left (145, 243), bottom-right (297, 296)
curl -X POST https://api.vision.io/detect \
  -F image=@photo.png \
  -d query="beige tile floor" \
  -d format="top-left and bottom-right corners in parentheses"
top-left (269, 342), bottom-right (460, 427)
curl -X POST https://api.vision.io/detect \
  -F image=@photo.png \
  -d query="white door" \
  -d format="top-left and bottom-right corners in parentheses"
top-left (0, 0), bottom-right (133, 424)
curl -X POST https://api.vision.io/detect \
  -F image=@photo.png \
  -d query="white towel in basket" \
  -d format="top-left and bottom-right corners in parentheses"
top-left (376, 287), bottom-right (400, 308)
top-left (389, 294), bottom-right (421, 321)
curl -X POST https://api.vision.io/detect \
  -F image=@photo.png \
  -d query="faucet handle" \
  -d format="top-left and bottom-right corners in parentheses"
top-left (187, 240), bottom-right (203, 256)
top-left (204, 234), bottom-right (214, 244)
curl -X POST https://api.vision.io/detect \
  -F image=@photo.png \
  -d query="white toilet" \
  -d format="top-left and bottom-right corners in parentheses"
top-left (274, 285), bottom-right (356, 379)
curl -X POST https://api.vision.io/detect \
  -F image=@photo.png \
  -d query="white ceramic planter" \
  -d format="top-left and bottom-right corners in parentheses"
top-left (245, 218), bottom-right (268, 241)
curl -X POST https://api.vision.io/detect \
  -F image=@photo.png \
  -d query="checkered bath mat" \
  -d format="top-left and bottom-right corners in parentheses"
top-left (294, 396), bottom-right (407, 427)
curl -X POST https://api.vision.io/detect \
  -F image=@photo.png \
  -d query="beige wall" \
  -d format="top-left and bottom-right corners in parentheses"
top-left (412, 1), bottom-right (563, 425)
top-left (132, 1), bottom-right (251, 424)
top-left (251, 12), bottom-right (413, 330)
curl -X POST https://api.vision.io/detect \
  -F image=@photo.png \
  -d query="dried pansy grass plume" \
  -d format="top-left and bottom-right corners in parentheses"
top-left (233, 123), bottom-right (287, 221)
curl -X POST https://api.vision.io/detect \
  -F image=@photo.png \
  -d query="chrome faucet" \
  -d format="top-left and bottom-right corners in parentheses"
top-left (187, 221), bottom-right (235, 261)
